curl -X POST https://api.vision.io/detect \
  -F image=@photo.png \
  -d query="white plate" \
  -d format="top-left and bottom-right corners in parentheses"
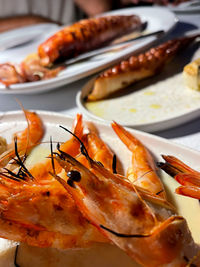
top-left (0, 7), bottom-right (177, 94)
top-left (167, 0), bottom-right (200, 13)
top-left (0, 23), bottom-right (59, 60)
top-left (0, 23), bottom-right (59, 51)
top-left (76, 39), bottom-right (200, 132)
top-left (0, 110), bottom-right (199, 266)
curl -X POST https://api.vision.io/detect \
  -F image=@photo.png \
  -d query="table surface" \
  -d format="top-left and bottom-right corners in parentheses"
top-left (0, 10), bottom-right (200, 151)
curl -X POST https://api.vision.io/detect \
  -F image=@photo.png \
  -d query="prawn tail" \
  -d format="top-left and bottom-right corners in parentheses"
top-left (72, 114), bottom-right (84, 140)
top-left (13, 109), bottom-right (45, 154)
top-left (86, 131), bottom-right (114, 172)
top-left (111, 121), bottom-right (140, 152)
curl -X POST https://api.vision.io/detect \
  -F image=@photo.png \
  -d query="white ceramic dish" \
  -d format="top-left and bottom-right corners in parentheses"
top-left (167, 0), bottom-right (200, 13)
top-left (0, 24), bottom-right (59, 51)
top-left (0, 110), bottom-right (199, 266)
top-left (0, 7), bottom-right (177, 94)
top-left (0, 23), bottom-right (59, 61)
top-left (76, 39), bottom-right (200, 132)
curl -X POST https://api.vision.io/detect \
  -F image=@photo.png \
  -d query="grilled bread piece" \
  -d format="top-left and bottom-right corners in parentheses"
top-left (183, 58), bottom-right (200, 91)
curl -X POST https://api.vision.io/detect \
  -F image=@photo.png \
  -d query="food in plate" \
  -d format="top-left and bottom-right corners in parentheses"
top-left (0, 54), bottom-right (63, 86)
top-left (111, 121), bottom-right (166, 198)
top-left (0, 137), bottom-right (7, 155)
top-left (0, 63), bottom-right (26, 86)
top-left (0, 15), bottom-right (142, 86)
top-left (158, 155), bottom-right (200, 200)
top-left (0, 112), bottom-right (107, 248)
top-left (38, 15), bottom-right (142, 66)
top-left (87, 34), bottom-right (200, 101)
top-left (0, 110), bottom-right (200, 266)
top-left (0, 109), bottom-right (45, 168)
top-left (183, 58), bottom-right (200, 91)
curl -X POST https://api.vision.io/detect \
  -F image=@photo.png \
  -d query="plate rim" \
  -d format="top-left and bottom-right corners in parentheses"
top-left (1, 109), bottom-right (200, 157)
top-left (76, 88), bottom-right (200, 133)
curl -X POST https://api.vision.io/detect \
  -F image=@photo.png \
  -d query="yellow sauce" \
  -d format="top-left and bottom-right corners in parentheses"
top-left (150, 104), bottom-right (161, 109)
top-left (162, 173), bottom-right (200, 244)
top-left (129, 108), bottom-right (137, 113)
top-left (85, 102), bottom-right (105, 117)
top-left (144, 91), bottom-right (155, 96)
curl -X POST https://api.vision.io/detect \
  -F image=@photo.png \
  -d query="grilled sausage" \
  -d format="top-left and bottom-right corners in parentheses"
top-left (38, 15), bottom-right (142, 66)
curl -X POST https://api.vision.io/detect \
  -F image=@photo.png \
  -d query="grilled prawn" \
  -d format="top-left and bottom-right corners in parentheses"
top-left (0, 109), bottom-right (45, 169)
top-left (158, 155), bottom-right (200, 200)
top-left (0, 63), bottom-right (25, 86)
top-left (87, 34), bottom-right (200, 101)
top-left (54, 144), bottom-right (200, 266)
top-left (112, 121), bottom-right (166, 199)
top-left (0, 114), bottom-right (109, 248)
top-left (0, 54), bottom-right (63, 86)
top-left (38, 15), bottom-right (142, 66)
top-left (0, 114), bottom-right (200, 266)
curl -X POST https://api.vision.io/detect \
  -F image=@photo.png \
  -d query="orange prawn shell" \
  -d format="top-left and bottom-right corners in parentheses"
top-left (54, 152), bottom-right (200, 266)
top-left (13, 110), bottom-right (45, 151)
top-left (111, 121), bottom-right (166, 199)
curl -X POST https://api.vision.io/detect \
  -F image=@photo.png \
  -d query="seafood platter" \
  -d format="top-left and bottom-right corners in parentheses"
top-left (0, 5), bottom-right (200, 267)
top-left (0, 7), bottom-right (177, 94)
top-left (0, 110), bottom-right (200, 266)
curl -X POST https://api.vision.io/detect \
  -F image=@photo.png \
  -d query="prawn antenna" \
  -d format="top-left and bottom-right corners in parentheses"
top-left (112, 154), bottom-right (117, 174)
top-left (16, 151), bottom-right (27, 179)
top-left (50, 136), bottom-right (56, 175)
top-left (0, 137), bottom-right (34, 182)
top-left (137, 170), bottom-right (154, 181)
top-left (1, 168), bottom-right (24, 182)
top-left (14, 245), bottom-right (20, 267)
top-left (59, 125), bottom-right (93, 164)
top-left (100, 225), bottom-right (150, 238)
top-left (13, 137), bottom-right (34, 180)
top-left (156, 189), bottom-right (164, 195)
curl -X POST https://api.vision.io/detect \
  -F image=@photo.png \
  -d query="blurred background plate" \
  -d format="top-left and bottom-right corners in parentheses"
top-left (0, 23), bottom-right (60, 61)
top-left (167, 0), bottom-right (200, 13)
top-left (0, 23), bottom-right (59, 51)
top-left (0, 7), bottom-right (177, 94)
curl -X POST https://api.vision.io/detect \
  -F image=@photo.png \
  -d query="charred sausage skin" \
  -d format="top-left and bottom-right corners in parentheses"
top-left (38, 15), bottom-right (142, 66)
